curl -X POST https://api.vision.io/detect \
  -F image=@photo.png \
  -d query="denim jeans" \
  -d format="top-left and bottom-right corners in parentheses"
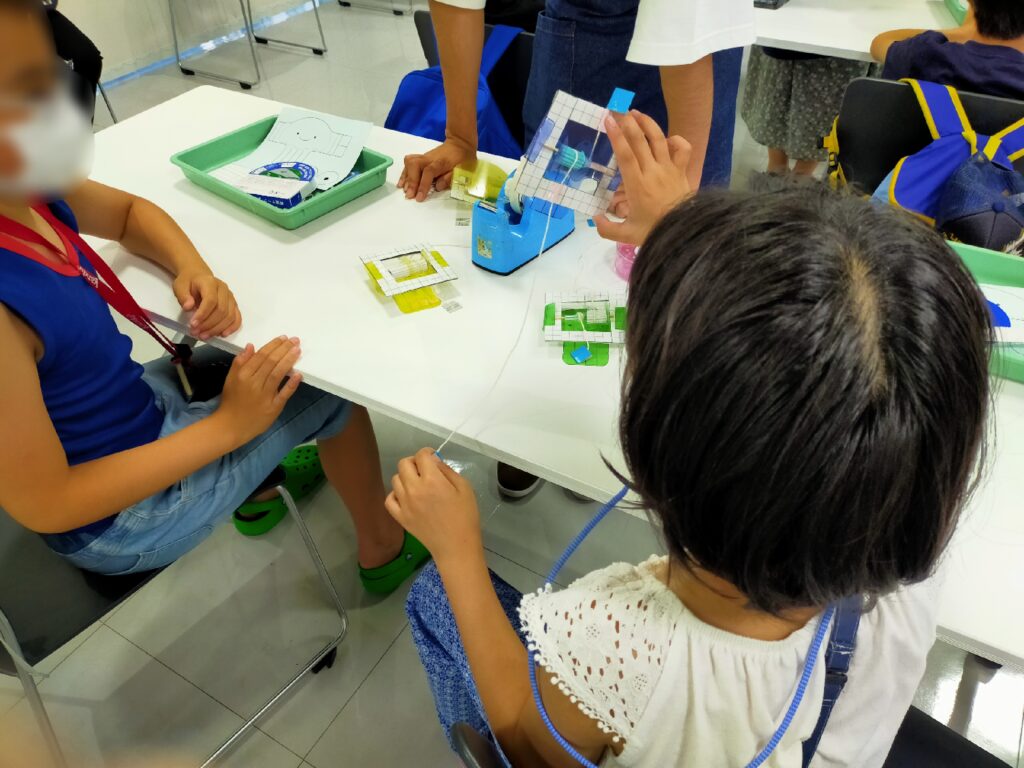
top-left (523, 0), bottom-right (743, 187)
top-left (44, 351), bottom-right (351, 575)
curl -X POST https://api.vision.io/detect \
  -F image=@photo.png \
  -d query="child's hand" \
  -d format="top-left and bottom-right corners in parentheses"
top-left (385, 448), bottom-right (482, 566)
top-left (173, 269), bottom-right (242, 341)
top-left (399, 135), bottom-right (476, 202)
top-left (215, 337), bottom-right (302, 446)
top-left (594, 111), bottom-right (693, 246)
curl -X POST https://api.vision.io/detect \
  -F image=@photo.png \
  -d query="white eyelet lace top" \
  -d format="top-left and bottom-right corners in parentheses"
top-left (518, 556), bottom-right (940, 768)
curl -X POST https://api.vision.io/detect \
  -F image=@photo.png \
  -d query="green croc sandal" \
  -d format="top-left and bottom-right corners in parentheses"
top-left (233, 445), bottom-right (327, 537)
top-left (359, 533), bottom-right (432, 595)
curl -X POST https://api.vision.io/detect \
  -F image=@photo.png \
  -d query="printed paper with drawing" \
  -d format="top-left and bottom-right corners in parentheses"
top-left (214, 108), bottom-right (371, 192)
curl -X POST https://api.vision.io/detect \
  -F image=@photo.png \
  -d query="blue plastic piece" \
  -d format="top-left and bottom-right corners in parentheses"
top-left (989, 300), bottom-right (1012, 328)
top-left (606, 88), bottom-right (635, 113)
top-left (570, 346), bottom-right (593, 364)
top-left (471, 172), bottom-right (576, 275)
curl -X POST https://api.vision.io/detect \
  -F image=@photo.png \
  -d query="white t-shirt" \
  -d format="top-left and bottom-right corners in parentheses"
top-left (519, 556), bottom-right (939, 768)
top-left (432, 0), bottom-right (755, 66)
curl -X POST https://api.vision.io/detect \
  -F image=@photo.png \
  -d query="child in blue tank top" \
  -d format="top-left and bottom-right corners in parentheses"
top-left (0, 0), bottom-right (428, 591)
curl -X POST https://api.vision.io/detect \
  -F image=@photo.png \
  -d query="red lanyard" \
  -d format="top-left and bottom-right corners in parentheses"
top-left (0, 204), bottom-right (194, 393)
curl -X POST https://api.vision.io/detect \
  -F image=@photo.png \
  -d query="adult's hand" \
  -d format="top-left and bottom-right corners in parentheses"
top-left (399, 135), bottom-right (476, 202)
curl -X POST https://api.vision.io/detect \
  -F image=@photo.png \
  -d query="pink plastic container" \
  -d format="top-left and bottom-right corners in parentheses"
top-left (615, 242), bottom-right (638, 282)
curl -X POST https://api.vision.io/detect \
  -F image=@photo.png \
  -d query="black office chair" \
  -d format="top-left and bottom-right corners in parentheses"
top-left (0, 487), bottom-right (346, 768)
top-left (413, 9), bottom-right (535, 150)
top-left (833, 77), bottom-right (1024, 194)
top-left (450, 705), bottom-right (1008, 767)
top-left (882, 706), bottom-right (1008, 767)
top-left (451, 722), bottom-right (505, 768)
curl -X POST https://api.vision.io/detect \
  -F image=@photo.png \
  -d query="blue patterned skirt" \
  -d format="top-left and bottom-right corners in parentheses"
top-left (406, 562), bottom-right (527, 762)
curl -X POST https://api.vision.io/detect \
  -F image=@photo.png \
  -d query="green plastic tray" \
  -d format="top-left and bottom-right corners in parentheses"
top-left (951, 241), bottom-right (1024, 383)
top-left (944, 0), bottom-right (969, 24)
top-left (170, 116), bottom-right (393, 230)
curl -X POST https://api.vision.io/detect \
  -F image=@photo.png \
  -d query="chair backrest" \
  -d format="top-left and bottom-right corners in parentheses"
top-left (882, 706), bottom-right (1008, 767)
top-left (412, 9), bottom-right (536, 148)
top-left (0, 511), bottom-right (157, 674)
top-left (835, 78), bottom-right (1024, 194)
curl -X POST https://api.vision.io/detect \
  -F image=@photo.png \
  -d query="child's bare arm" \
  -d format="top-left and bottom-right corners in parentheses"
top-left (870, 29), bottom-right (926, 62)
top-left (871, 7), bottom-right (976, 63)
top-left (64, 180), bottom-right (241, 340)
top-left (0, 306), bottom-right (302, 533)
top-left (385, 450), bottom-right (615, 767)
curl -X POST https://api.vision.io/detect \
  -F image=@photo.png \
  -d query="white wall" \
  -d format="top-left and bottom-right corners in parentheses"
top-left (57, 0), bottom-right (306, 80)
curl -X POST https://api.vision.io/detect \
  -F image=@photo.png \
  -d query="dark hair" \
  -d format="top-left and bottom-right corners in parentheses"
top-left (621, 188), bottom-right (991, 614)
top-left (973, 0), bottom-right (1024, 39)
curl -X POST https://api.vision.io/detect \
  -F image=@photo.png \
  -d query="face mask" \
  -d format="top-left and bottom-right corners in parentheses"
top-left (0, 88), bottom-right (94, 197)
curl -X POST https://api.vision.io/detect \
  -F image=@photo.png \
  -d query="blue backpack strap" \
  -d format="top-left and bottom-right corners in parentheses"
top-left (903, 79), bottom-right (973, 140)
top-left (480, 25), bottom-right (521, 79)
top-left (988, 116), bottom-right (1024, 162)
top-left (801, 594), bottom-right (864, 767)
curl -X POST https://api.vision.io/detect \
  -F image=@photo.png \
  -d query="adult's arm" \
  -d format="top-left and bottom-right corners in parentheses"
top-left (627, 0), bottom-right (755, 188)
top-left (659, 59), bottom-right (713, 189)
top-left (398, 0), bottom-right (485, 201)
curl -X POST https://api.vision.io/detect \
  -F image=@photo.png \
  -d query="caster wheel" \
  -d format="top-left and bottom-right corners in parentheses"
top-left (392, 9), bottom-right (404, 15)
top-left (313, 48), bottom-right (325, 55)
top-left (254, 35), bottom-right (268, 45)
top-left (181, 68), bottom-right (195, 77)
top-left (312, 648), bottom-right (338, 674)
top-left (240, 82), bottom-right (253, 90)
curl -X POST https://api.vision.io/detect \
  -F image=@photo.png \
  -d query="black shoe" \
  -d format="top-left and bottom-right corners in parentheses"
top-left (497, 462), bottom-right (543, 499)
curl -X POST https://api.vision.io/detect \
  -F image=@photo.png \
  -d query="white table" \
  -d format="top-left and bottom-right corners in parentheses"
top-left (92, 87), bottom-right (625, 505)
top-left (94, 87), bottom-right (1024, 670)
top-left (755, 0), bottom-right (956, 61)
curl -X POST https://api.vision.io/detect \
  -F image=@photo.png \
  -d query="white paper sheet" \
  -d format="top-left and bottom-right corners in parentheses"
top-left (221, 107), bottom-right (371, 192)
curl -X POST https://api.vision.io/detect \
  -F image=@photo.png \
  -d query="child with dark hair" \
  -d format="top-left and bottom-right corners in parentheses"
top-left (872, 0), bottom-right (1024, 99)
top-left (392, 111), bottom-right (992, 767)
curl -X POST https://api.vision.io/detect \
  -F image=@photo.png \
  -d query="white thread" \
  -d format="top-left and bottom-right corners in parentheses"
top-left (436, 163), bottom-right (575, 455)
top-left (436, 107), bottom-right (610, 453)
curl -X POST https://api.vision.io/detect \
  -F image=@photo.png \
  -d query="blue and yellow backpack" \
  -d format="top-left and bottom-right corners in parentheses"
top-left (873, 80), bottom-right (1024, 226)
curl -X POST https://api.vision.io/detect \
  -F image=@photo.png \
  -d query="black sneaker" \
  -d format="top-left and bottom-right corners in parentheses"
top-left (496, 462), bottom-right (543, 499)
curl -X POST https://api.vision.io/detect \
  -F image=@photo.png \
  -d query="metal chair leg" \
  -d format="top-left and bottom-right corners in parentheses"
top-left (96, 83), bottom-right (118, 124)
top-left (0, 612), bottom-right (66, 768)
top-left (278, 486), bottom-right (348, 626)
top-left (247, 0), bottom-right (328, 55)
top-left (198, 486), bottom-right (346, 767)
top-left (167, 0), bottom-right (261, 90)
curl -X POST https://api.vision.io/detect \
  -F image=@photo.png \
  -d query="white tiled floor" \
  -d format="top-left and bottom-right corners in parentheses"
top-left (3, 4), bottom-right (1022, 767)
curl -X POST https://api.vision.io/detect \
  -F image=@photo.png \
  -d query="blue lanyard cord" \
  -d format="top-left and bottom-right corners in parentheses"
top-left (546, 484), bottom-right (631, 585)
top-left (530, 651), bottom-right (602, 768)
top-left (744, 604), bottom-right (836, 768)
top-left (528, 483), bottom-right (838, 768)
top-left (526, 484), bottom-right (631, 768)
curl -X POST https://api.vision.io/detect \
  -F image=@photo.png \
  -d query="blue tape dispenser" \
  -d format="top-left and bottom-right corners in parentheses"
top-left (471, 88), bottom-right (635, 276)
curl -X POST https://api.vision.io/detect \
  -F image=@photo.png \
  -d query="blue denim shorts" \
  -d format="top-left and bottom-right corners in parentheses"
top-left (44, 353), bottom-right (351, 575)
